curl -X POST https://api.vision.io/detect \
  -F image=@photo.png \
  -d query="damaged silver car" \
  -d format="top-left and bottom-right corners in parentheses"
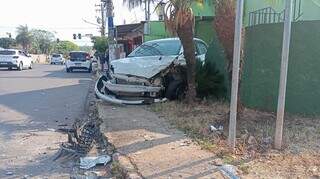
top-left (95, 38), bottom-right (208, 105)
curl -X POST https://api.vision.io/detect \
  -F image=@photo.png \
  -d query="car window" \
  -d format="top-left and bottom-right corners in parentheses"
top-left (196, 41), bottom-right (208, 55)
top-left (0, 50), bottom-right (16, 55)
top-left (128, 40), bottom-right (181, 57)
top-left (18, 51), bottom-right (25, 56)
top-left (70, 52), bottom-right (89, 59)
top-left (23, 52), bottom-right (28, 57)
top-left (52, 54), bottom-right (61, 58)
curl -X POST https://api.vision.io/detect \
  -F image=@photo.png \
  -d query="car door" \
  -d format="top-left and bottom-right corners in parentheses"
top-left (195, 40), bottom-right (208, 63)
top-left (19, 51), bottom-right (31, 67)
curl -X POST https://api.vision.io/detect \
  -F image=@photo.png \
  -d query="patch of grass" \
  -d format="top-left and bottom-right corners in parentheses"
top-left (149, 100), bottom-right (320, 178)
top-left (111, 161), bottom-right (128, 179)
top-left (195, 138), bottom-right (217, 151)
top-left (238, 164), bottom-right (250, 175)
top-left (222, 154), bottom-right (236, 164)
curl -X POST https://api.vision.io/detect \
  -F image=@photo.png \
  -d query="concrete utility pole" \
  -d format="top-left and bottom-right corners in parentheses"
top-left (145, 0), bottom-right (151, 21)
top-left (228, 0), bottom-right (244, 149)
top-left (95, 3), bottom-right (106, 36)
top-left (103, 0), bottom-right (115, 67)
top-left (101, 3), bottom-right (106, 36)
top-left (275, 0), bottom-right (294, 150)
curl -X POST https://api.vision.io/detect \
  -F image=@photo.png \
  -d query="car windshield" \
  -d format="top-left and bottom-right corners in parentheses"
top-left (0, 50), bottom-right (16, 55)
top-left (52, 54), bottom-right (61, 58)
top-left (69, 52), bottom-right (88, 59)
top-left (128, 40), bottom-right (181, 57)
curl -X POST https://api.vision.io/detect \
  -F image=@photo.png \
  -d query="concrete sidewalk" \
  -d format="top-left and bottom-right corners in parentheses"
top-left (97, 102), bottom-right (225, 178)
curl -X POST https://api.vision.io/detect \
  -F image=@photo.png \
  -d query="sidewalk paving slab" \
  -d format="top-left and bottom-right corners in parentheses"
top-left (97, 102), bottom-right (226, 179)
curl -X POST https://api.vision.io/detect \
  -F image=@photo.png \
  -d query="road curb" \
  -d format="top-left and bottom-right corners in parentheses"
top-left (96, 102), bottom-right (143, 179)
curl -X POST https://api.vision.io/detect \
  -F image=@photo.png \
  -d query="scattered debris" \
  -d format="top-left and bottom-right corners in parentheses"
top-left (142, 134), bottom-right (154, 141)
top-left (53, 119), bottom-right (112, 162)
top-left (210, 124), bottom-right (223, 132)
top-left (210, 158), bottom-right (224, 166)
top-left (80, 155), bottom-right (111, 170)
top-left (218, 164), bottom-right (239, 179)
top-left (5, 171), bottom-right (13, 175)
top-left (180, 140), bottom-right (192, 147)
top-left (247, 136), bottom-right (257, 145)
top-left (47, 128), bottom-right (55, 132)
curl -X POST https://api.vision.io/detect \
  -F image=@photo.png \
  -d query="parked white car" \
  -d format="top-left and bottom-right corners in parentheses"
top-left (50, 53), bottom-right (65, 65)
top-left (95, 38), bottom-right (208, 105)
top-left (65, 51), bottom-right (93, 73)
top-left (0, 49), bottom-right (33, 71)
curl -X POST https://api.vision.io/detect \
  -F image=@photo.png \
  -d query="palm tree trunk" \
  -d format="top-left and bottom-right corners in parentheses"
top-left (177, 18), bottom-right (197, 103)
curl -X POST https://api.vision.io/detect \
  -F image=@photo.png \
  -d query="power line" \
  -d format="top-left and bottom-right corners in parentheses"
top-left (0, 26), bottom-right (98, 30)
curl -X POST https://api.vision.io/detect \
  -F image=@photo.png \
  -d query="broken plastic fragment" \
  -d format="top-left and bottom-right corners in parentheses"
top-left (218, 164), bottom-right (239, 179)
top-left (80, 155), bottom-right (111, 170)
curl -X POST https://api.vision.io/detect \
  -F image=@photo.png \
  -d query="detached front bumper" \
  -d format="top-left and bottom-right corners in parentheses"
top-left (95, 74), bottom-right (167, 105)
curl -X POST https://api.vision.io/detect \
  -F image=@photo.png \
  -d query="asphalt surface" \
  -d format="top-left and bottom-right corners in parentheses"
top-left (0, 64), bottom-right (92, 178)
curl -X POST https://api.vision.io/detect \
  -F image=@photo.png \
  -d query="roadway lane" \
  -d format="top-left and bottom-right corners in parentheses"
top-left (0, 64), bottom-right (92, 178)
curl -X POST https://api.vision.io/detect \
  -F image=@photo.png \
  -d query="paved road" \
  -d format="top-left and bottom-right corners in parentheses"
top-left (0, 64), bottom-right (92, 178)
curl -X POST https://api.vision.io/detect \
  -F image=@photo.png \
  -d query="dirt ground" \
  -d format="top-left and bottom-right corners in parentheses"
top-left (150, 101), bottom-right (320, 178)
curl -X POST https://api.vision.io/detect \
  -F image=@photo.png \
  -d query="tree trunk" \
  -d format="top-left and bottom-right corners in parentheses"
top-left (177, 18), bottom-right (197, 103)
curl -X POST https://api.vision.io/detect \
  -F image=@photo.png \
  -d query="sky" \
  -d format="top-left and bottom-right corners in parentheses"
top-left (0, 0), bottom-right (156, 46)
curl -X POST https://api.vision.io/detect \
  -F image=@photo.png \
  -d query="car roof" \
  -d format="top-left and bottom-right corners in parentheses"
top-left (145, 37), bottom-right (207, 46)
top-left (70, 51), bottom-right (88, 53)
top-left (0, 49), bottom-right (17, 51)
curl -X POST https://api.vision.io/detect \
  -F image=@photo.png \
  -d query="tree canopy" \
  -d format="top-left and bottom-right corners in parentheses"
top-left (30, 29), bottom-right (55, 54)
top-left (92, 36), bottom-right (108, 53)
top-left (53, 41), bottom-right (80, 55)
top-left (16, 25), bottom-right (33, 51)
top-left (0, 38), bottom-right (16, 49)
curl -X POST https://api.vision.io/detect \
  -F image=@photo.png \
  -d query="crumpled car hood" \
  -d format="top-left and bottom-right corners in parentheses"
top-left (111, 56), bottom-right (176, 79)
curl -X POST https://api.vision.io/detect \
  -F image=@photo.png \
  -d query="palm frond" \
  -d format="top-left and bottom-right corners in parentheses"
top-left (162, 0), bottom-right (197, 35)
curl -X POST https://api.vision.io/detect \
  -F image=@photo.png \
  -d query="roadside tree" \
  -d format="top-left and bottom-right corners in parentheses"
top-left (92, 36), bottom-right (108, 54)
top-left (0, 38), bottom-right (16, 49)
top-left (53, 41), bottom-right (80, 56)
top-left (30, 29), bottom-right (55, 54)
top-left (16, 25), bottom-right (33, 51)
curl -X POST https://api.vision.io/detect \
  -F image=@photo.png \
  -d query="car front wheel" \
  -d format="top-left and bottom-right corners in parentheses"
top-left (29, 62), bottom-right (33, 69)
top-left (165, 80), bottom-right (186, 100)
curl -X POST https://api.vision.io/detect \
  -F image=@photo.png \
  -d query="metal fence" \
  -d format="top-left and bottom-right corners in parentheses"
top-left (248, 0), bottom-right (303, 26)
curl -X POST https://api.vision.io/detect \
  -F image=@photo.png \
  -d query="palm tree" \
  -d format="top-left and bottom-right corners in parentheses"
top-left (16, 25), bottom-right (33, 51)
top-left (123, 0), bottom-right (154, 21)
top-left (123, 0), bottom-right (204, 103)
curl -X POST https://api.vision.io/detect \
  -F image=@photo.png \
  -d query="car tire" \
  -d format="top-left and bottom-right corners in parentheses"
top-left (8, 67), bottom-right (12, 70)
top-left (66, 68), bottom-right (70, 73)
top-left (29, 62), bottom-right (33, 69)
top-left (17, 62), bottom-right (23, 71)
top-left (165, 80), bottom-right (186, 100)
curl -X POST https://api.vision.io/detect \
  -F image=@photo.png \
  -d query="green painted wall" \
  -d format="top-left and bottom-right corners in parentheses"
top-left (144, 21), bottom-right (171, 42)
top-left (241, 20), bottom-right (320, 115)
top-left (195, 19), bottom-right (215, 44)
top-left (192, 1), bottom-right (215, 17)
